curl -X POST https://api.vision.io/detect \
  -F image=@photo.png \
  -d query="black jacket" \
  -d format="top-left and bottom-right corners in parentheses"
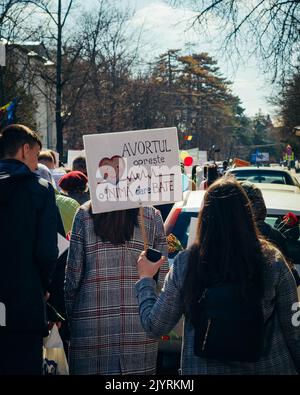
top-left (0, 159), bottom-right (58, 335)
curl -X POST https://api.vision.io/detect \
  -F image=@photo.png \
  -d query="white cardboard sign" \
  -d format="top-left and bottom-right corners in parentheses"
top-left (198, 151), bottom-right (208, 165)
top-left (83, 127), bottom-right (182, 213)
top-left (57, 233), bottom-right (70, 258)
top-left (67, 150), bottom-right (85, 169)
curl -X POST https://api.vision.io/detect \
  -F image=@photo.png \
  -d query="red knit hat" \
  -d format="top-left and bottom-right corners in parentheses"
top-left (58, 170), bottom-right (88, 191)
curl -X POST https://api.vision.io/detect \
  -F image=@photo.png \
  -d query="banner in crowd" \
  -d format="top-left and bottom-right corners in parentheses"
top-left (83, 127), bottom-right (182, 213)
top-left (198, 150), bottom-right (208, 165)
top-left (67, 149), bottom-right (85, 169)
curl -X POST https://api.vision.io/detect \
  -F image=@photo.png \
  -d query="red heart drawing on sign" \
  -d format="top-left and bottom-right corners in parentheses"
top-left (98, 155), bottom-right (126, 185)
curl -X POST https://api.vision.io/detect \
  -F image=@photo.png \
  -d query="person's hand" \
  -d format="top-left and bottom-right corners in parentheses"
top-left (137, 251), bottom-right (166, 279)
top-left (44, 292), bottom-right (50, 301)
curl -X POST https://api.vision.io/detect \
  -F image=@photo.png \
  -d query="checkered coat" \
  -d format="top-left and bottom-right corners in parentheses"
top-left (135, 246), bottom-right (300, 375)
top-left (65, 204), bottom-right (168, 375)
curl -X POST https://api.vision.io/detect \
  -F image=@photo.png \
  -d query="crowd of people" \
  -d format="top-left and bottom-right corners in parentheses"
top-left (0, 124), bottom-right (299, 375)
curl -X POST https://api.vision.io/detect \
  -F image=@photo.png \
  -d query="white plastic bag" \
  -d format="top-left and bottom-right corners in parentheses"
top-left (43, 324), bottom-right (69, 375)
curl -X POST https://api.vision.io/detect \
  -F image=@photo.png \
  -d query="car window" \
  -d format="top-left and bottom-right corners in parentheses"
top-left (170, 211), bottom-right (198, 251)
top-left (265, 215), bottom-right (300, 266)
top-left (230, 170), bottom-right (294, 185)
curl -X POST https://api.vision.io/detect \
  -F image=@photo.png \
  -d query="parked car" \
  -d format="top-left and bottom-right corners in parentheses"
top-left (227, 166), bottom-right (300, 191)
top-left (157, 188), bottom-right (300, 374)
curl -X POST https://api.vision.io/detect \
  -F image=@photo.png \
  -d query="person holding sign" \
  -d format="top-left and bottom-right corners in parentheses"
top-left (65, 204), bottom-right (169, 375)
top-left (135, 176), bottom-right (300, 375)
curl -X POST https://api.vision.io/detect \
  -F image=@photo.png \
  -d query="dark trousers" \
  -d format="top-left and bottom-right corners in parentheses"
top-left (0, 332), bottom-right (43, 375)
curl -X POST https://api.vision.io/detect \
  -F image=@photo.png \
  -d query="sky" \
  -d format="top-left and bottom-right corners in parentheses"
top-left (82, 0), bottom-right (275, 118)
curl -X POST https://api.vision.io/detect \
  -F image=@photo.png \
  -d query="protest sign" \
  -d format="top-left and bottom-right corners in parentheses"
top-left (83, 127), bottom-right (182, 213)
top-left (67, 150), bottom-right (85, 169)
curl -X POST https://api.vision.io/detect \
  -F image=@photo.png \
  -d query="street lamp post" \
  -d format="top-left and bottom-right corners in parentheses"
top-left (56, 0), bottom-right (63, 158)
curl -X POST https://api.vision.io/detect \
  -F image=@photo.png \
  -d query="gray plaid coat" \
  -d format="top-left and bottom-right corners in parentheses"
top-left (135, 246), bottom-right (300, 375)
top-left (65, 204), bottom-right (168, 375)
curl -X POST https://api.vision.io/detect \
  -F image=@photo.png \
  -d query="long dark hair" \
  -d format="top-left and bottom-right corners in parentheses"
top-left (89, 205), bottom-right (139, 244)
top-left (182, 176), bottom-right (265, 322)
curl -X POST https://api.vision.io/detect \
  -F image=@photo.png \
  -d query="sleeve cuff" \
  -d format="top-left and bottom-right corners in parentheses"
top-left (135, 277), bottom-right (156, 292)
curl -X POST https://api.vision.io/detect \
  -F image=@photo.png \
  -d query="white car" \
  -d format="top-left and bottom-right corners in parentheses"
top-left (165, 189), bottom-right (300, 256)
top-left (227, 166), bottom-right (300, 192)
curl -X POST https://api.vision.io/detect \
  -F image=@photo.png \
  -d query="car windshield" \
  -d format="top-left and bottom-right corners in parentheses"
top-left (230, 170), bottom-right (293, 185)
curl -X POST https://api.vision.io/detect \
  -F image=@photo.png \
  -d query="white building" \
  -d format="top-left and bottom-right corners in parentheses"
top-left (6, 41), bottom-right (57, 149)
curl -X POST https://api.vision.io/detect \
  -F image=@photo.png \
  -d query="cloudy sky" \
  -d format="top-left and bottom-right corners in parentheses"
top-left (82, 0), bottom-right (275, 117)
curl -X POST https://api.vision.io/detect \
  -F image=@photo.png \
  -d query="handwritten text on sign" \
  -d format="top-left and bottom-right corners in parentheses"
top-left (83, 128), bottom-right (182, 213)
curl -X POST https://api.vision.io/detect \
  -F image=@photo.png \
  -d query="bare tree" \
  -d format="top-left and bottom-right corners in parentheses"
top-left (0, 1), bottom-right (51, 110)
top-left (169, 0), bottom-right (300, 82)
top-left (63, 0), bottom-right (141, 141)
top-left (20, 0), bottom-right (78, 156)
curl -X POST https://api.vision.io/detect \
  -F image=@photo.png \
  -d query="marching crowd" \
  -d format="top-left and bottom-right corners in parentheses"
top-left (0, 124), bottom-right (299, 376)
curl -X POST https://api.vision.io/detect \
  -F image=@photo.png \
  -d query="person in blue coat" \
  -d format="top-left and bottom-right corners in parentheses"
top-left (0, 124), bottom-right (58, 375)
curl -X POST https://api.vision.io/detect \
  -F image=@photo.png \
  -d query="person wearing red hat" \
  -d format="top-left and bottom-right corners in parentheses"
top-left (58, 170), bottom-right (90, 205)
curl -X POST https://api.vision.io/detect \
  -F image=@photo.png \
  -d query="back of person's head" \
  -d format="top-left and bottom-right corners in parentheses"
top-left (72, 156), bottom-right (87, 176)
top-left (38, 150), bottom-right (55, 168)
top-left (192, 165), bottom-right (198, 182)
top-left (35, 163), bottom-right (56, 186)
top-left (0, 124), bottom-right (41, 159)
top-left (240, 181), bottom-right (267, 222)
top-left (183, 176), bottom-right (265, 319)
top-left (90, 205), bottom-right (139, 245)
top-left (207, 163), bottom-right (219, 186)
top-left (58, 170), bottom-right (88, 192)
top-left (48, 150), bottom-right (57, 167)
top-left (223, 160), bottom-right (228, 170)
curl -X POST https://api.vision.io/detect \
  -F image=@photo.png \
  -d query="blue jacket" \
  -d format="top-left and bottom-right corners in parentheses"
top-left (0, 159), bottom-right (58, 335)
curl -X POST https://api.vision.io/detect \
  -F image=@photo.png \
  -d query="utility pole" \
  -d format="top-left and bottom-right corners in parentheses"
top-left (56, 0), bottom-right (63, 158)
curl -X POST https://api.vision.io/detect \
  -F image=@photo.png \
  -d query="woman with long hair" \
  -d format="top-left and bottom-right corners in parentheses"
top-left (135, 176), bottom-right (300, 374)
top-left (65, 204), bottom-right (168, 375)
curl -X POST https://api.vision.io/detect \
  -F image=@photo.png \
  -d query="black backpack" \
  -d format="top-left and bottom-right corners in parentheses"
top-left (193, 283), bottom-right (265, 362)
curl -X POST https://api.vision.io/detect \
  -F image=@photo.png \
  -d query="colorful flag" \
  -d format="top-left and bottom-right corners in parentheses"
top-left (0, 101), bottom-right (11, 111)
top-left (7, 99), bottom-right (17, 123)
top-left (184, 135), bottom-right (193, 141)
top-left (0, 98), bottom-right (17, 125)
